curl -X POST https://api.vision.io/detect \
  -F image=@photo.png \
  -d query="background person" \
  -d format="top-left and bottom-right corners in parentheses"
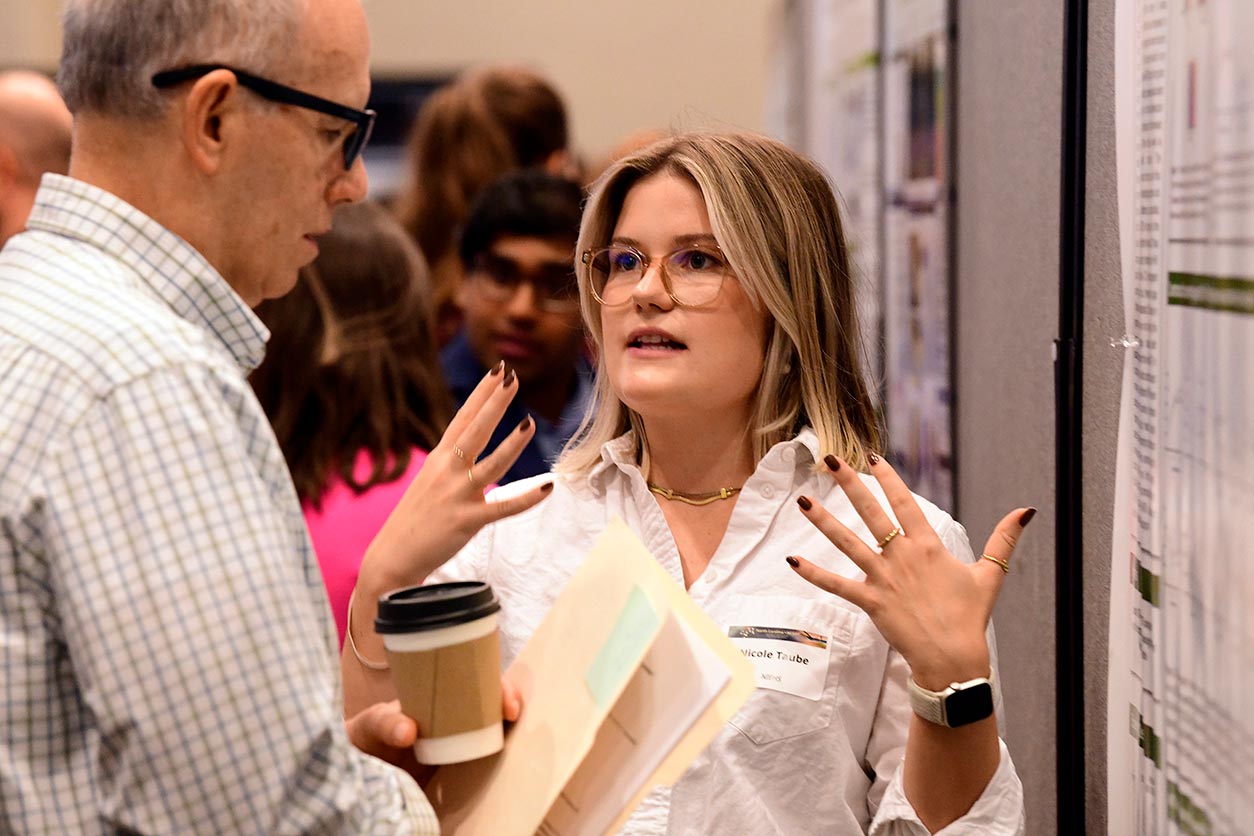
top-left (442, 169), bottom-right (592, 483)
top-left (0, 69), bottom-right (72, 247)
top-left (0, 0), bottom-right (546, 832)
top-left (344, 132), bottom-right (1031, 834)
top-left (392, 65), bottom-right (575, 345)
top-left (252, 201), bottom-right (453, 646)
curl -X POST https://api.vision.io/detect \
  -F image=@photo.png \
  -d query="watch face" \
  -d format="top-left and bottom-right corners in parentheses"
top-left (944, 682), bottom-right (995, 727)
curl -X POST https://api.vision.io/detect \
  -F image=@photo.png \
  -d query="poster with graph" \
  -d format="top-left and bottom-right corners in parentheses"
top-left (1108, 1), bottom-right (1254, 833)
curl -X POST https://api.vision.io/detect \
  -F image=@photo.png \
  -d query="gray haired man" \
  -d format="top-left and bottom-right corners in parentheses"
top-left (0, 0), bottom-right (442, 832)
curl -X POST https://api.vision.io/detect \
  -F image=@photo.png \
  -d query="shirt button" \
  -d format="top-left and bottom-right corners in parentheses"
top-left (705, 570), bottom-right (720, 584)
top-left (761, 484), bottom-right (776, 498)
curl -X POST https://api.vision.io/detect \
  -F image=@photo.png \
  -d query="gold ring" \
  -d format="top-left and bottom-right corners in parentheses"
top-left (876, 527), bottom-right (903, 551)
top-left (981, 553), bottom-right (1010, 574)
top-left (467, 466), bottom-right (476, 487)
top-left (453, 444), bottom-right (468, 461)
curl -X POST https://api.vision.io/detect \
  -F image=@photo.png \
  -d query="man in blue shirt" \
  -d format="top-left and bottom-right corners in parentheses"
top-left (442, 170), bottom-right (593, 482)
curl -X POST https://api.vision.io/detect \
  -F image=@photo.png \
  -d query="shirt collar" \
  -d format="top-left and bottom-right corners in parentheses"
top-left (26, 174), bottom-right (270, 371)
top-left (761, 426), bottom-right (821, 472)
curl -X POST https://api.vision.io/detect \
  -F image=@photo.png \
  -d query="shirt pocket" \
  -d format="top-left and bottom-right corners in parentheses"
top-left (725, 596), bottom-right (860, 745)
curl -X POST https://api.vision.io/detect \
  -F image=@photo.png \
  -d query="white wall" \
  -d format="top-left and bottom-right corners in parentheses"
top-left (366, 0), bottom-right (782, 159)
top-left (0, 0), bottom-right (783, 161)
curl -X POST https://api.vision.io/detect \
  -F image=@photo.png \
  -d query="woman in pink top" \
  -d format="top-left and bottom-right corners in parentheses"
top-left (252, 202), bottom-right (453, 645)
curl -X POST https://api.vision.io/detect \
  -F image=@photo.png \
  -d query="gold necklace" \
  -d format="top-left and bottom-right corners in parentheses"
top-left (647, 483), bottom-right (741, 507)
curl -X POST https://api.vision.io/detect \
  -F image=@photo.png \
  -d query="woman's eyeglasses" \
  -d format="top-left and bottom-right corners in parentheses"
top-left (582, 244), bottom-right (730, 307)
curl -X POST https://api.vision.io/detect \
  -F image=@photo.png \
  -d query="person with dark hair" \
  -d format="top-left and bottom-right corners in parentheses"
top-left (252, 201), bottom-right (454, 646)
top-left (392, 66), bottom-right (577, 345)
top-left (441, 168), bottom-right (593, 483)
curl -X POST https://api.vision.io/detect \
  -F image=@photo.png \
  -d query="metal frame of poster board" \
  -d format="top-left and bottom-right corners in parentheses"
top-left (1056, 0), bottom-right (1088, 832)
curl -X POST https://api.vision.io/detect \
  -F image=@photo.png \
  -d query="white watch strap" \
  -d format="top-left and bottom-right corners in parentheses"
top-left (907, 676), bottom-right (947, 725)
top-left (907, 667), bottom-right (996, 727)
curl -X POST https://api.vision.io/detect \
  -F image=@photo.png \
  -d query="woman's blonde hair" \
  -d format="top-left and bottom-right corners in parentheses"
top-left (556, 131), bottom-right (881, 476)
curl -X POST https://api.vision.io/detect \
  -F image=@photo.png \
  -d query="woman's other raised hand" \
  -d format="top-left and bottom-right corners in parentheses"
top-left (788, 453), bottom-right (1035, 690)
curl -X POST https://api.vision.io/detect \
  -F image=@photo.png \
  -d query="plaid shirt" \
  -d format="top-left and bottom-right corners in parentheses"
top-left (0, 175), bottom-right (437, 835)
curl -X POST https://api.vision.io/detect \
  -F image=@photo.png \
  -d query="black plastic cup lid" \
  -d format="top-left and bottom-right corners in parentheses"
top-left (374, 581), bottom-right (501, 634)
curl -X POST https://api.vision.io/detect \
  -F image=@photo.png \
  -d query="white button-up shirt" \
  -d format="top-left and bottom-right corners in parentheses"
top-left (433, 429), bottom-right (1025, 835)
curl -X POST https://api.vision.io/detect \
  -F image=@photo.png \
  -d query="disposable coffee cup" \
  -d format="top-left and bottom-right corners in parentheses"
top-left (375, 582), bottom-right (504, 764)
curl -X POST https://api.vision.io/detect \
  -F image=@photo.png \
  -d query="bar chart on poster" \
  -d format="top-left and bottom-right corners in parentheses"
top-left (1109, 1), bottom-right (1254, 834)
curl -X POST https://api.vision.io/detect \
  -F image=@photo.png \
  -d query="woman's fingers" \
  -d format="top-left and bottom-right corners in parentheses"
top-left (795, 494), bottom-right (883, 579)
top-left (445, 367), bottom-right (521, 463)
top-left (974, 507), bottom-right (1038, 593)
top-left (441, 361), bottom-right (506, 443)
top-left (471, 415), bottom-right (537, 488)
top-left (821, 456), bottom-right (898, 546)
top-left (860, 454), bottom-right (937, 547)
top-left (435, 365), bottom-right (538, 494)
top-left (785, 555), bottom-right (871, 611)
top-left (482, 480), bottom-right (554, 525)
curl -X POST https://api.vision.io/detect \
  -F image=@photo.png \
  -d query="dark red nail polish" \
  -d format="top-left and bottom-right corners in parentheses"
top-left (503, 369), bottom-right (516, 387)
top-left (823, 454), bottom-right (840, 472)
top-left (785, 556), bottom-right (800, 568)
top-left (540, 482), bottom-right (554, 493)
top-left (867, 452), bottom-right (880, 466)
top-left (490, 360), bottom-right (504, 376)
top-left (518, 415), bottom-right (532, 432)
top-left (796, 495), bottom-right (812, 511)
top-left (1019, 507), bottom-right (1037, 527)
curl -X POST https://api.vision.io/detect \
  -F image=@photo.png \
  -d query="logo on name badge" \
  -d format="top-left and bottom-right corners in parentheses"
top-left (727, 625), bottom-right (829, 700)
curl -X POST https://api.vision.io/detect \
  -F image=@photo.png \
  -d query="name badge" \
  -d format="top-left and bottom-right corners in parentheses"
top-left (727, 625), bottom-right (829, 701)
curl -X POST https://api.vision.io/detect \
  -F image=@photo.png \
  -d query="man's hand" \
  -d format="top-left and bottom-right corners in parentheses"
top-left (345, 699), bottom-right (418, 767)
top-left (345, 678), bottom-right (523, 771)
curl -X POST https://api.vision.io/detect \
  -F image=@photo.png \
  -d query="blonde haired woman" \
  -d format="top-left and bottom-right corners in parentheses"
top-left (347, 132), bottom-right (1032, 834)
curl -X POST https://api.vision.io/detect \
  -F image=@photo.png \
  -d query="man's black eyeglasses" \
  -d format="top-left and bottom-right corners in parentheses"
top-left (151, 64), bottom-right (376, 170)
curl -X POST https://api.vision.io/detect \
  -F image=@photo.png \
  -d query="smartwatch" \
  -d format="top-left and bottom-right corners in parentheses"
top-left (907, 668), bottom-right (996, 728)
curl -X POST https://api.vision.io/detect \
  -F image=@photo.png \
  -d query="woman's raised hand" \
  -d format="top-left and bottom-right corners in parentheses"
top-left (788, 454), bottom-right (1035, 689)
top-left (362, 363), bottom-right (554, 591)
